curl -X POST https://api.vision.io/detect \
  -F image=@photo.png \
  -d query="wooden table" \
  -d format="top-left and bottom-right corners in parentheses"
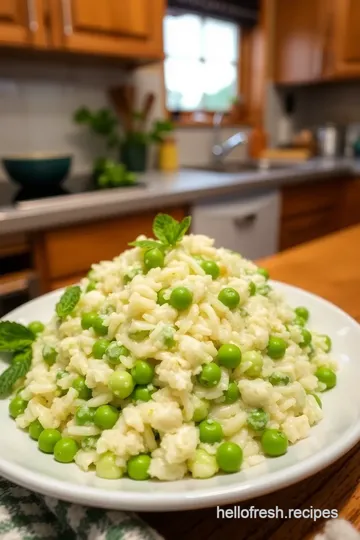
top-left (141, 226), bottom-right (360, 540)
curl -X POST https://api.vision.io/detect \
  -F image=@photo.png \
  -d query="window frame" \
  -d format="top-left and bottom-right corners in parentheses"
top-left (162, 12), bottom-right (259, 128)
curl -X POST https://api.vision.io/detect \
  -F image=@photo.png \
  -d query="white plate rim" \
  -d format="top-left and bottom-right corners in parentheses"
top-left (0, 281), bottom-right (360, 512)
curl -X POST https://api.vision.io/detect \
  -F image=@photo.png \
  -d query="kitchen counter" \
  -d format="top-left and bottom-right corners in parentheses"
top-left (141, 225), bottom-right (360, 540)
top-left (0, 158), bottom-right (358, 236)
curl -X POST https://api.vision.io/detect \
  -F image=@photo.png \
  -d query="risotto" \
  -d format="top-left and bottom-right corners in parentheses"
top-left (3, 213), bottom-right (337, 481)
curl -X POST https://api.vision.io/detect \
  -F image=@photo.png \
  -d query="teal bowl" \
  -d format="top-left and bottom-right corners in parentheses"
top-left (2, 154), bottom-right (72, 188)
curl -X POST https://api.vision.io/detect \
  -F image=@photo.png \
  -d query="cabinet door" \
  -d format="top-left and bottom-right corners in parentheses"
top-left (273, 0), bottom-right (326, 84)
top-left (0, 0), bottom-right (46, 47)
top-left (51, 0), bottom-right (164, 60)
top-left (333, 0), bottom-right (360, 77)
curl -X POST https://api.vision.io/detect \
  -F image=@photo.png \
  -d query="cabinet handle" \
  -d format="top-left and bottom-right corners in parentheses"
top-left (61, 0), bottom-right (73, 36)
top-left (27, 0), bottom-right (39, 32)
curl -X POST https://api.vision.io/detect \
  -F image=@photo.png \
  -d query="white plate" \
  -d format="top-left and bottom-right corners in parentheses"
top-left (1, 282), bottom-right (360, 512)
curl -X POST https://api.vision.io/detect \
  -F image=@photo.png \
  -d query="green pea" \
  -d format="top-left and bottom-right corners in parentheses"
top-left (248, 281), bottom-right (256, 297)
top-left (131, 360), bottom-right (154, 385)
top-left (223, 382), bottom-right (240, 403)
top-left (81, 436), bottom-right (98, 451)
top-left (92, 316), bottom-right (108, 336)
top-left (267, 336), bottom-right (287, 360)
top-left (127, 454), bottom-right (151, 480)
top-left (72, 376), bottom-right (92, 400)
top-left (129, 330), bottom-right (150, 342)
top-left (38, 429), bottom-right (62, 454)
top-left (42, 345), bottom-right (57, 366)
top-left (132, 385), bottom-right (153, 402)
top-left (81, 311), bottom-right (97, 330)
top-left (29, 419), bottom-right (44, 440)
top-left (169, 286), bottom-right (193, 310)
top-left (108, 371), bottom-right (134, 399)
top-left (200, 260), bottom-right (220, 280)
top-left (216, 442), bottom-right (243, 473)
top-left (28, 321), bottom-right (44, 335)
top-left (106, 342), bottom-right (129, 365)
top-left (144, 248), bottom-right (164, 271)
top-left (217, 343), bottom-right (242, 369)
top-left (315, 367), bottom-right (336, 390)
top-left (218, 287), bottom-right (240, 309)
top-left (322, 335), bottom-right (332, 353)
top-left (257, 267), bottom-right (269, 280)
top-left (243, 350), bottom-right (263, 378)
top-left (157, 288), bottom-right (169, 305)
top-left (295, 306), bottom-right (309, 323)
top-left (198, 362), bottom-right (221, 388)
top-left (96, 452), bottom-right (123, 479)
top-left (75, 406), bottom-right (95, 426)
top-left (269, 372), bottom-right (290, 386)
top-left (92, 338), bottom-right (111, 359)
top-left (54, 437), bottom-right (79, 463)
top-left (247, 408), bottom-right (269, 432)
top-left (94, 405), bottom-right (119, 429)
top-left (300, 329), bottom-right (312, 348)
top-left (261, 429), bottom-right (288, 457)
top-left (199, 419), bottom-right (223, 444)
top-left (192, 399), bottom-right (210, 423)
top-left (9, 396), bottom-right (27, 418)
top-left (86, 281), bottom-right (97, 292)
top-left (293, 316), bottom-right (306, 327)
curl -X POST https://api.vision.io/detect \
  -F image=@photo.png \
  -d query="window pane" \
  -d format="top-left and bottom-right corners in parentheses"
top-left (164, 58), bottom-right (204, 111)
top-left (203, 18), bottom-right (239, 62)
top-left (203, 62), bottom-right (237, 111)
top-left (164, 14), bottom-right (202, 59)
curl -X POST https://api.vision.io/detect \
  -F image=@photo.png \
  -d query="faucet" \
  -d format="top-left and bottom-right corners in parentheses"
top-left (212, 112), bottom-right (248, 161)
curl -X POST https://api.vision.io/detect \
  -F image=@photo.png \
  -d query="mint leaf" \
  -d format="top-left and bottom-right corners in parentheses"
top-left (129, 240), bottom-right (165, 250)
top-left (0, 347), bottom-right (32, 397)
top-left (56, 286), bottom-right (81, 318)
top-left (175, 216), bottom-right (192, 243)
top-left (0, 321), bottom-right (35, 352)
top-left (153, 214), bottom-right (178, 245)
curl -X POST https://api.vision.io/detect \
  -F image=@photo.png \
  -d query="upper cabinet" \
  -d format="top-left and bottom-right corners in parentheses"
top-left (272, 0), bottom-right (360, 83)
top-left (0, 0), bottom-right (164, 62)
top-left (0, 0), bottom-right (46, 48)
top-left (50, 0), bottom-right (164, 60)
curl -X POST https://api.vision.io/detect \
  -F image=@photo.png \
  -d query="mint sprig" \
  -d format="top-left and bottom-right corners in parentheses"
top-left (0, 346), bottom-right (32, 397)
top-left (56, 285), bottom-right (81, 318)
top-left (0, 321), bottom-right (35, 352)
top-left (129, 213), bottom-right (192, 251)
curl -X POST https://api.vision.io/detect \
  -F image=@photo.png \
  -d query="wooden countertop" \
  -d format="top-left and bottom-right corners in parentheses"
top-left (141, 225), bottom-right (360, 540)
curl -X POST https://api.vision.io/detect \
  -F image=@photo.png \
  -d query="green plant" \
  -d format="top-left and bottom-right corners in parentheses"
top-left (73, 107), bottom-right (120, 148)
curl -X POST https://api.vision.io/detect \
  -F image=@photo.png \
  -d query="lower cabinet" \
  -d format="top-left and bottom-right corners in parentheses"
top-left (31, 206), bottom-right (187, 293)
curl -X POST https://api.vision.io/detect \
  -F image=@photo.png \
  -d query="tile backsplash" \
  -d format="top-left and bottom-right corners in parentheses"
top-left (0, 58), bottom-right (248, 181)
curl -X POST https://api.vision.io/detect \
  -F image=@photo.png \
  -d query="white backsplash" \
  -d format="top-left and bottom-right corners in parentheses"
top-left (0, 59), bottom-right (248, 181)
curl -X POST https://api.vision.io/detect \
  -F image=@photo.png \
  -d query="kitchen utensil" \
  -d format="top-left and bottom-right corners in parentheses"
top-left (0, 283), bottom-right (359, 510)
top-left (316, 123), bottom-right (344, 157)
top-left (2, 154), bottom-right (72, 188)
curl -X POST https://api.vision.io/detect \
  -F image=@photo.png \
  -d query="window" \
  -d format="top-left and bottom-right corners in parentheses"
top-left (164, 12), bottom-right (240, 113)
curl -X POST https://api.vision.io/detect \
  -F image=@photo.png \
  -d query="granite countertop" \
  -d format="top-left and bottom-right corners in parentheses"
top-left (0, 158), bottom-right (359, 236)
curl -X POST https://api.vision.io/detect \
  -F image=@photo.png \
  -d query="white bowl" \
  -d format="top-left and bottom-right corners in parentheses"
top-left (0, 282), bottom-right (360, 511)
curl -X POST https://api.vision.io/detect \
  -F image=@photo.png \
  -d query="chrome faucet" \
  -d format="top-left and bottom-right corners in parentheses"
top-left (212, 112), bottom-right (248, 161)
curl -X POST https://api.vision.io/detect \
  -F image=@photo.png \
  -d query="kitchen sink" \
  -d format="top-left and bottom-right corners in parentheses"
top-left (186, 159), bottom-right (302, 173)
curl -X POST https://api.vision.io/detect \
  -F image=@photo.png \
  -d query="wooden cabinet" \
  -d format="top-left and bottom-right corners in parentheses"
top-left (50, 0), bottom-right (164, 60)
top-left (32, 206), bottom-right (187, 293)
top-left (0, 0), bottom-right (164, 62)
top-left (279, 179), bottom-right (344, 250)
top-left (273, 0), bottom-right (360, 83)
top-left (0, 0), bottom-right (46, 47)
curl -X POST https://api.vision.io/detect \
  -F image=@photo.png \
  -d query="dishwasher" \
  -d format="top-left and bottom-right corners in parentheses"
top-left (191, 190), bottom-right (280, 259)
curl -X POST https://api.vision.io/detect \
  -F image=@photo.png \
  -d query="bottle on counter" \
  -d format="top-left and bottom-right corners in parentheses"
top-left (158, 136), bottom-right (179, 172)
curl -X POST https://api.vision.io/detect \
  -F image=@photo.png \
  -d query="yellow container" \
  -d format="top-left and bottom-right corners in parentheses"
top-left (158, 137), bottom-right (179, 172)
